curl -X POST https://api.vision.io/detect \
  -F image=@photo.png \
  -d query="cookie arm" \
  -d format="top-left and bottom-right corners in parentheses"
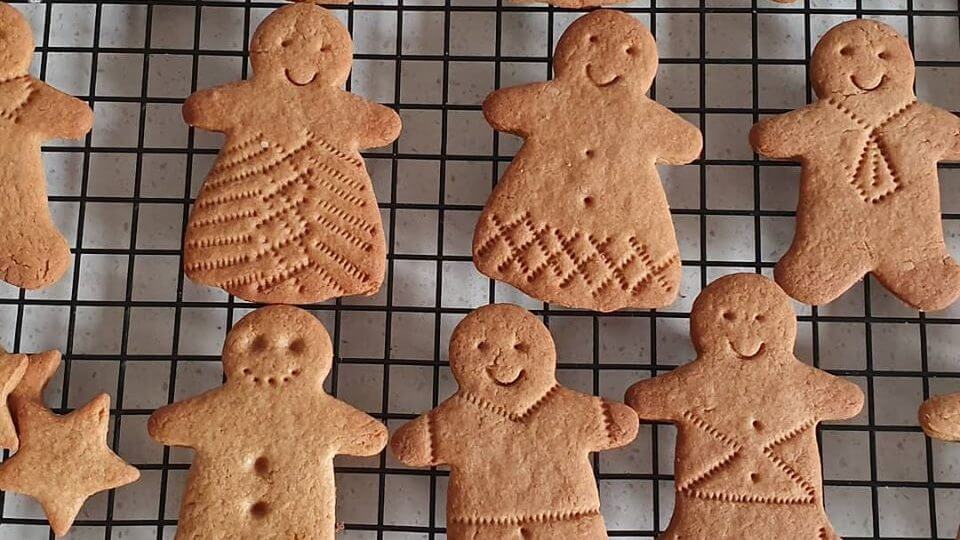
top-left (591, 398), bottom-right (640, 451)
top-left (390, 411), bottom-right (444, 467)
top-left (481, 82), bottom-right (550, 137)
top-left (809, 368), bottom-right (864, 422)
top-left (919, 393), bottom-right (960, 441)
top-left (749, 106), bottom-right (823, 159)
top-left (334, 401), bottom-right (389, 457)
top-left (357, 100), bottom-right (402, 149)
top-left (147, 393), bottom-right (217, 448)
top-left (650, 104), bottom-right (703, 165)
top-left (624, 371), bottom-right (687, 422)
top-left (182, 84), bottom-right (241, 133)
top-left (20, 81), bottom-right (93, 141)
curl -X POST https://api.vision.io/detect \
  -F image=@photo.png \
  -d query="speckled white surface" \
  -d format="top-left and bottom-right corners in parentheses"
top-left (1, 0), bottom-right (960, 538)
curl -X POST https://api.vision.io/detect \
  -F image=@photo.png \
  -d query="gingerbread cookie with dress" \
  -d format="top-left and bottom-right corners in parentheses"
top-left (751, 19), bottom-right (960, 311)
top-left (182, 3), bottom-right (401, 304)
top-left (391, 304), bottom-right (638, 539)
top-left (474, 10), bottom-right (702, 312)
top-left (0, 2), bottom-right (94, 290)
top-left (625, 274), bottom-right (863, 539)
top-left (148, 305), bottom-right (388, 539)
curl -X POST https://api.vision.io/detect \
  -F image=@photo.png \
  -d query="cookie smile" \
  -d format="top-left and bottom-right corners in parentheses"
top-left (487, 367), bottom-right (525, 387)
top-left (730, 341), bottom-right (765, 360)
top-left (851, 74), bottom-right (885, 92)
top-left (586, 64), bottom-right (621, 88)
top-left (285, 69), bottom-right (318, 86)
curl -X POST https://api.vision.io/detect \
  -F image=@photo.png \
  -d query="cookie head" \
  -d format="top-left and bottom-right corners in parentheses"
top-left (554, 10), bottom-right (658, 92)
top-left (690, 273), bottom-right (797, 360)
top-left (222, 305), bottom-right (333, 388)
top-left (811, 19), bottom-right (914, 98)
top-left (250, 3), bottom-right (352, 88)
top-left (449, 304), bottom-right (556, 402)
top-left (0, 3), bottom-right (34, 80)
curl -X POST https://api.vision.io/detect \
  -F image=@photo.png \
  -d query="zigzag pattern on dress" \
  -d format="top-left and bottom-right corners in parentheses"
top-left (184, 129), bottom-right (383, 301)
top-left (474, 212), bottom-right (679, 299)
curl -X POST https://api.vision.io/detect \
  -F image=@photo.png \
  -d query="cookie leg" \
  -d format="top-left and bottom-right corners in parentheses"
top-left (774, 240), bottom-right (870, 306)
top-left (874, 248), bottom-right (960, 311)
top-left (0, 222), bottom-right (70, 289)
top-left (523, 514), bottom-right (607, 540)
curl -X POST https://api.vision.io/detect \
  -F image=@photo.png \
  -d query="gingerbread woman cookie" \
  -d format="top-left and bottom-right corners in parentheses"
top-left (182, 3), bottom-right (401, 304)
top-left (750, 19), bottom-right (960, 311)
top-left (0, 2), bottom-right (94, 290)
top-left (0, 350), bottom-right (140, 536)
top-left (148, 305), bottom-right (388, 539)
top-left (625, 274), bottom-right (863, 539)
top-left (474, 10), bottom-right (702, 313)
top-left (391, 304), bottom-right (638, 539)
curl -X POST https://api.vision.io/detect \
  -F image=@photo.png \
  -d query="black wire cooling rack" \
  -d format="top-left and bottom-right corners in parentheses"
top-left (2, 0), bottom-right (960, 538)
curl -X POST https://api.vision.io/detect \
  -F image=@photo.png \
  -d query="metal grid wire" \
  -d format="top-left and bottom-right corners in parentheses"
top-left (1, 0), bottom-right (960, 538)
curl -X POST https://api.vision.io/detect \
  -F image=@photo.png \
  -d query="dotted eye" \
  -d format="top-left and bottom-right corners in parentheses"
top-left (722, 311), bottom-right (736, 321)
top-left (840, 46), bottom-right (853, 56)
top-left (754, 314), bottom-right (765, 322)
top-left (281, 39), bottom-right (293, 48)
top-left (321, 45), bottom-right (331, 52)
top-left (288, 338), bottom-right (306, 354)
top-left (477, 341), bottom-right (489, 351)
top-left (626, 46), bottom-right (637, 56)
top-left (514, 342), bottom-right (529, 353)
top-left (588, 35), bottom-right (599, 44)
top-left (242, 368), bottom-right (252, 375)
top-left (878, 50), bottom-right (890, 60)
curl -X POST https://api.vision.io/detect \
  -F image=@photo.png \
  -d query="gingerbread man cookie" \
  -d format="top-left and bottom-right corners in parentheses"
top-left (391, 304), bottom-right (638, 539)
top-left (751, 19), bottom-right (960, 311)
top-left (625, 274), bottom-right (863, 539)
top-left (0, 350), bottom-right (140, 537)
top-left (148, 305), bottom-right (388, 539)
top-left (182, 3), bottom-right (401, 304)
top-left (0, 2), bottom-right (94, 290)
top-left (474, 10), bottom-right (702, 313)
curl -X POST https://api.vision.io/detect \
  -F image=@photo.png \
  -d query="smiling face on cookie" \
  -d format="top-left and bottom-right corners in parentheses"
top-left (690, 274), bottom-right (797, 360)
top-left (250, 3), bottom-right (352, 88)
top-left (222, 305), bottom-right (333, 388)
top-left (810, 19), bottom-right (914, 98)
top-left (554, 10), bottom-right (658, 92)
top-left (0, 4), bottom-right (34, 80)
top-left (449, 304), bottom-right (556, 406)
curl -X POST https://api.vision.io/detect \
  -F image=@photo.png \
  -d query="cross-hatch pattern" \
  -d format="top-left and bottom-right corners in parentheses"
top-left (474, 212), bottom-right (679, 299)
top-left (184, 129), bottom-right (382, 301)
top-left (825, 97), bottom-right (918, 204)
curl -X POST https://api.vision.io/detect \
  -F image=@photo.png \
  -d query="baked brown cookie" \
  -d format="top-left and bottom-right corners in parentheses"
top-left (182, 3), bottom-right (401, 304)
top-left (474, 10), bottom-right (702, 313)
top-left (750, 19), bottom-right (960, 311)
top-left (919, 393), bottom-right (960, 442)
top-left (148, 305), bottom-right (388, 539)
top-left (625, 274), bottom-right (863, 540)
top-left (0, 2), bottom-right (94, 290)
top-left (391, 304), bottom-right (639, 539)
top-left (0, 350), bottom-right (27, 450)
top-left (0, 350), bottom-right (140, 537)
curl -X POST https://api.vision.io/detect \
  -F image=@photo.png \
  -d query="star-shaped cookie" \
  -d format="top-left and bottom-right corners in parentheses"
top-left (0, 350), bottom-right (140, 536)
top-left (0, 350), bottom-right (27, 450)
